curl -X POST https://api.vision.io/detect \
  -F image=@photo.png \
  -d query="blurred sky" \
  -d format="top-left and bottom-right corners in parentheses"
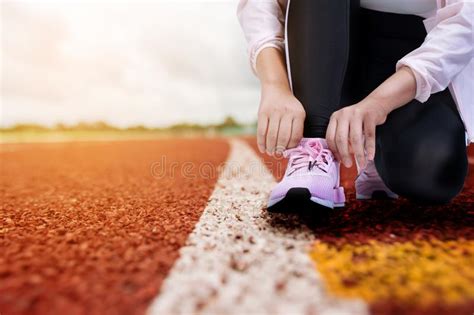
top-left (0, 0), bottom-right (260, 127)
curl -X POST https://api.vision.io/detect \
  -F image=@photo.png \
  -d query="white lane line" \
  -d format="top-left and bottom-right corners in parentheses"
top-left (147, 139), bottom-right (368, 315)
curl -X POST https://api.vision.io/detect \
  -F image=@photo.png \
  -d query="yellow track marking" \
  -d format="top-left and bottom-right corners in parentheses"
top-left (310, 239), bottom-right (474, 307)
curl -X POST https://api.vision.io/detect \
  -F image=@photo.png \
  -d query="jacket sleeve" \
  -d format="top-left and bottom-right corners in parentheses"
top-left (396, 0), bottom-right (474, 103)
top-left (237, 0), bottom-right (288, 74)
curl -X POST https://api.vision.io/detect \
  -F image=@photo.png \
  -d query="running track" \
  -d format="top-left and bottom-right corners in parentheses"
top-left (1, 138), bottom-right (473, 315)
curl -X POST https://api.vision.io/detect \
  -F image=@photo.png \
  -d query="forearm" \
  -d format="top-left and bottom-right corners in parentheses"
top-left (255, 48), bottom-right (291, 90)
top-left (364, 66), bottom-right (417, 113)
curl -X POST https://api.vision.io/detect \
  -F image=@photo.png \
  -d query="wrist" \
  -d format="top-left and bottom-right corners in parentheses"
top-left (363, 94), bottom-right (394, 115)
top-left (363, 67), bottom-right (417, 114)
top-left (261, 80), bottom-right (291, 92)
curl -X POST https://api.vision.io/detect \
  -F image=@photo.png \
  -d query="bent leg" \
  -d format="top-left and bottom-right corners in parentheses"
top-left (375, 90), bottom-right (468, 204)
top-left (286, 0), bottom-right (360, 138)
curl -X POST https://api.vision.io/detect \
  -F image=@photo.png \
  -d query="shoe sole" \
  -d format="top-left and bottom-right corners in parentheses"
top-left (267, 188), bottom-right (344, 212)
top-left (356, 190), bottom-right (398, 200)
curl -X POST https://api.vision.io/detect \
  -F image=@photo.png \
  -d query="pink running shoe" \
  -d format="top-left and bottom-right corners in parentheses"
top-left (355, 159), bottom-right (398, 200)
top-left (267, 138), bottom-right (345, 210)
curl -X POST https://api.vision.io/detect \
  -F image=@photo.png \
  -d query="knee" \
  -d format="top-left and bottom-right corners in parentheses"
top-left (376, 139), bottom-right (468, 204)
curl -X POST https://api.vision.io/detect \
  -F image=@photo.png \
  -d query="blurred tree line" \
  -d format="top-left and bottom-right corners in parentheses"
top-left (1, 116), bottom-right (256, 135)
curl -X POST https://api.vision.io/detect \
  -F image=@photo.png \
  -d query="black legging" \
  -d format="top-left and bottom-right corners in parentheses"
top-left (287, 0), bottom-right (468, 204)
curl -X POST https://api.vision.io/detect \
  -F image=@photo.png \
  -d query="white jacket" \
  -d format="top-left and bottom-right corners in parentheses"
top-left (237, 0), bottom-right (474, 143)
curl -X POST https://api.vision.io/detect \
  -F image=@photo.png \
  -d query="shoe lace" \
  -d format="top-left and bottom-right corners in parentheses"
top-left (284, 140), bottom-right (334, 176)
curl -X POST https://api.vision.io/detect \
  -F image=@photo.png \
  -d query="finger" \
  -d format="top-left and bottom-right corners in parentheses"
top-left (335, 117), bottom-right (352, 168)
top-left (364, 119), bottom-right (377, 160)
top-left (266, 116), bottom-right (281, 155)
top-left (350, 116), bottom-right (366, 170)
top-left (326, 116), bottom-right (340, 160)
top-left (257, 115), bottom-right (268, 153)
top-left (275, 116), bottom-right (292, 154)
top-left (288, 115), bottom-right (304, 148)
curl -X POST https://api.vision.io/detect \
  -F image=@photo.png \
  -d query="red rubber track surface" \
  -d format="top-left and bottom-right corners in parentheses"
top-left (0, 139), bottom-right (229, 315)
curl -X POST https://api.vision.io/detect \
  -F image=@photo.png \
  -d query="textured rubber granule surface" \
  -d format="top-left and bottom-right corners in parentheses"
top-left (0, 139), bottom-right (229, 315)
top-left (247, 138), bottom-right (474, 315)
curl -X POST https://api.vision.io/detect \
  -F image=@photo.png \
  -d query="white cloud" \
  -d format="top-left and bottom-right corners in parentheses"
top-left (0, 0), bottom-right (260, 127)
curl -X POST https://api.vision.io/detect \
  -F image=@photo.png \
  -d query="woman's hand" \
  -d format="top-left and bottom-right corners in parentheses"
top-left (326, 67), bottom-right (417, 169)
top-left (258, 83), bottom-right (306, 155)
top-left (254, 47), bottom-right (305, 156)
top-left (326, 100), bottom-right (389, 169)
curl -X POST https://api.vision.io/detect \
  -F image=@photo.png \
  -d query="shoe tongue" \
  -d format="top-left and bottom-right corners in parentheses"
top-left (318, 139), bottom-right (329, 149)
top-left (303, 138), bottom-right (328, 150)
